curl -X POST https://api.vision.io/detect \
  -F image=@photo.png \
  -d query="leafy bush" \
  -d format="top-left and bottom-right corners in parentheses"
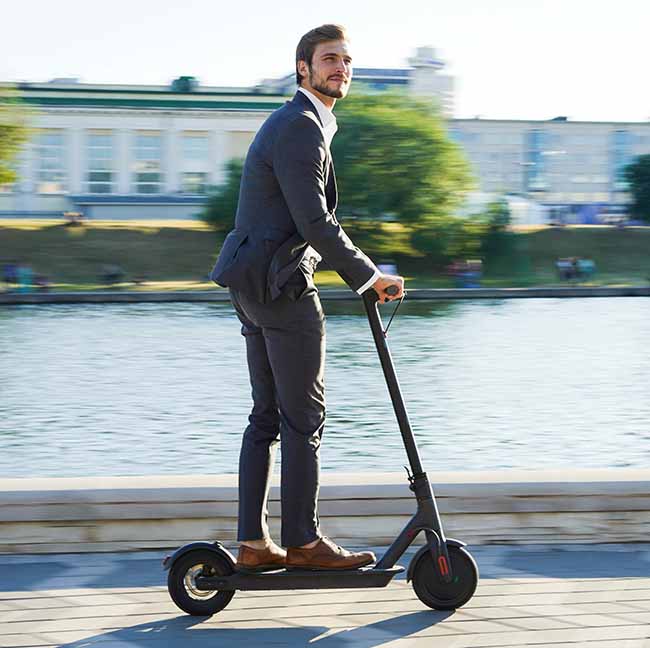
top-left (624, 154), bottom-right (650, 223)
top-left (200, 159), bottom-right (243, 232)
top-left (410, 216), bottom-right (487, 270)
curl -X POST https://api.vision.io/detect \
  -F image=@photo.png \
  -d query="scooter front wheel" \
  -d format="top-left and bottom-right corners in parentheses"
top-left (167, 549), bottom-right (235, 616)
top-left (412, 545), bottom-right (478, 610)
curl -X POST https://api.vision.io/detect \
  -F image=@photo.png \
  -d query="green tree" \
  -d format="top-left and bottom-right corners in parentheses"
top-left (201, 159), bottom-right (243, 232)
top-left (331, 92), bottom-right (474, 225)
top-left (480, 198), bottom-right (518, 273)
top-left (0, 89), bottom-right (29, 185)
top-left (201, 93), bottom-right (475, 266)
top-left (410, 215), bottom-right (487, 269)
top-left (624, 154), bottom-right (650, 223)
top-left (485, 197), bottom-right (511, 231)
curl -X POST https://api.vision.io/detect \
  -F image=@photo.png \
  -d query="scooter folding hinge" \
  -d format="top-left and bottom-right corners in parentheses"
top-left (404, 465), bottom-right (416, 491)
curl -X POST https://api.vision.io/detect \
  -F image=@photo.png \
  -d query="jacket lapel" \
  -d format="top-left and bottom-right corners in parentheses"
top-left (291, 91), bottom-right (323, 126)
top-left (292, 91), bottom-right (337, 211)
top-left (326, 160), bottom-right (338, 212)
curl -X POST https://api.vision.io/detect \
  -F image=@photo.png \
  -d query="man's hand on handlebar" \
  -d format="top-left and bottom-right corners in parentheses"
top-left (372, 274), bottom-right (405, 302)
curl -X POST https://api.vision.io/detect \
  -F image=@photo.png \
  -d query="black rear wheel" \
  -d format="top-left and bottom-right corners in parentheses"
top-left (412, 545), bottom-right (478, 610)
top-left (167, 549), bottom-right (235, 616)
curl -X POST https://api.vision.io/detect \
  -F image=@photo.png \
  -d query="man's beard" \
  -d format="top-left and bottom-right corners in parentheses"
top-left (309, 69), bottom-right (346, 99)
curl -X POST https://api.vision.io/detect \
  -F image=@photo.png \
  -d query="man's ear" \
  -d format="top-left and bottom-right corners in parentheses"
top-left (297, 60), bottom-right (308, 83)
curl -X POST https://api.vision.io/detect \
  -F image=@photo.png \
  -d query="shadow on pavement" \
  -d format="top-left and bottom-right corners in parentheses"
top-left (0, 557), bottom-right (166, 592)
top-left (2, 546), bottom-right (649, 593)
top-left (498, 547), bottom-right (650, 578)
top-left (58, 611), bottom-right (454, 647)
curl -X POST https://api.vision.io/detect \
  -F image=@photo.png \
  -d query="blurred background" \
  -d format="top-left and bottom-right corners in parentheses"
top-left (1, 0), bottom-right (649, 478)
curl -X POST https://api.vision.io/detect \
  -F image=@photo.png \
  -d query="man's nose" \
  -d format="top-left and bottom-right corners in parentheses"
top-left (335, 59), bottom-right (348, 74)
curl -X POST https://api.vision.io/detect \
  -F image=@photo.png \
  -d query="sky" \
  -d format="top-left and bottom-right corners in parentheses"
top-left (3, 0), bottom-right (650, 122)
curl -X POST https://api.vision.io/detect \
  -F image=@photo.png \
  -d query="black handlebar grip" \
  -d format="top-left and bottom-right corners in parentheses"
top-left (386, 285), bottom-right (399, 296)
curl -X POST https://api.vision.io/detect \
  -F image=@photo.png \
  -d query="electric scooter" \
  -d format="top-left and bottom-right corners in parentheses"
top-left (163, 286), bottom-right (479, 615)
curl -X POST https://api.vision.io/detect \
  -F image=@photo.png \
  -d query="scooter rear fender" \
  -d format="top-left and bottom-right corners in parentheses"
top-left (162, 541), bottom-right (236, 571)
top-left (406, 537), bottom-right (467, 583)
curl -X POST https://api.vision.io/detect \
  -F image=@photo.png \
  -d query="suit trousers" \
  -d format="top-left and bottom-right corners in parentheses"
top-left (229, 270), bottom-right (325, 548)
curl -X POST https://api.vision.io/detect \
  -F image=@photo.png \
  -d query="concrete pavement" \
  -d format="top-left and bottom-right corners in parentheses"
top-left (1, 543), bottom-right (650, 647)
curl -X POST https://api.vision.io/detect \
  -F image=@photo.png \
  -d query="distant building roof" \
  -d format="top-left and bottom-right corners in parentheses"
top-left (3, 46), bottom-right (451, 110)
top-left (3, 81), bottom-right (286, 112)
top-left (70, 195), bottom-right (207, 205)
top-left (353, 68), bottom-right (410, 79)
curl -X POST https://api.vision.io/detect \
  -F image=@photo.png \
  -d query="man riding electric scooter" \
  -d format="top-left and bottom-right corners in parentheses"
top-left (209, 23), bottom-right (403, 572)
top-left (163, 24), bottom-right (478, 616)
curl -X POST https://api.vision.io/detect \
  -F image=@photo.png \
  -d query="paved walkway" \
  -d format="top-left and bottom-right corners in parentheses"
top-left (1, 544), bottom-right (650, 647)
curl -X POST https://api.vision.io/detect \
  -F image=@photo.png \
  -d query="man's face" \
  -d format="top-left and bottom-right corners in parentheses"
top-left (300, 39), bottom-right (352, 101)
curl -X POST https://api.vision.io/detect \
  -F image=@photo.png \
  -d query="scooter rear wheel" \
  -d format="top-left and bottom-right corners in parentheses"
top-left (167, 549), bottom-right (235, 616)
top-left (412, 545), bottom-right (478, 610)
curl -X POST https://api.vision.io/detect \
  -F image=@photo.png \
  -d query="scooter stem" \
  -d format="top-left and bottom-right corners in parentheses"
top-left (362, 289), bottom-right (424, 477)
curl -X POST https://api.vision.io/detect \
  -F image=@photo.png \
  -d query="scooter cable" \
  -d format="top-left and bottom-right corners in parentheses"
top-left (383, 292), bottom-right (405, 337)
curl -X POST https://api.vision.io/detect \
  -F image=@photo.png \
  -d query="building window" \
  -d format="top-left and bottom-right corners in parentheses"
top-left (133, 132), bottom-right (163, 194)
top-left (611, 130), bottom-right (633, 192)
top-left (182, 132), bottom-right (209, 161)
top-left (36, 130), bottom-right (66, 194)
top-left (524, 129), bottom-right (549, 192)
top-left (228, 131), bottom-right (255, 160)
top-left (86, 132), bottom-right (114, 193)
top-left (181, 172), bottom-right (208, 194)
top-left (180, 132), bottom-right (209, 194)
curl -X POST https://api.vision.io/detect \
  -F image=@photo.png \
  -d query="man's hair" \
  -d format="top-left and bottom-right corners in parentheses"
top-left (295, 24), bottom-right (348, 85)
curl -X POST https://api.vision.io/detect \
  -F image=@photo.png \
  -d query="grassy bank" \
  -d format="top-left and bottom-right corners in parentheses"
top-left (1, 219), bottom-right (649, 290)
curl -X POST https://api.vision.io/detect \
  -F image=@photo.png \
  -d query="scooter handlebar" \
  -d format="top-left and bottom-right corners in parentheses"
top-left (363, 284), bottom-right (401, 305)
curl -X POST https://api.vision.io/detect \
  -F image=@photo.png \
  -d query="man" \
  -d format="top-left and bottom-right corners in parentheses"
top-left (210, 24), bottom-right (404, 571)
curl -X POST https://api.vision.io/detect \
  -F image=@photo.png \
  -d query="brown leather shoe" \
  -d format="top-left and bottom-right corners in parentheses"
top-left (237, 543), bottom-right (286, 572)
top-left (286, 537), bottom-right (375, 571)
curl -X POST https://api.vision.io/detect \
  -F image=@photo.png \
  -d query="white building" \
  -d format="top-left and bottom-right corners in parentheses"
top-left (258, 46), bottom-right (455, 116)
top-left (1, 49), bottom-right (649, 222)
top-left (0, 78), bottom-right (276, 219)
top-left (407, 47), bottom-right (454, 115)
top-left (449, 117), bottom-right (650, 223)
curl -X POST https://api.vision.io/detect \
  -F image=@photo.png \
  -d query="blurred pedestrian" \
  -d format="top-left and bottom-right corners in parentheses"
top-left (2, 261), bottom-right (17, 290)
top-left (16, 262), bottom-right (33, 293)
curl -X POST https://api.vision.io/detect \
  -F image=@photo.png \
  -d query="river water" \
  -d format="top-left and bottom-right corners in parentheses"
top-left (1, 298), bottom-right (648, 478)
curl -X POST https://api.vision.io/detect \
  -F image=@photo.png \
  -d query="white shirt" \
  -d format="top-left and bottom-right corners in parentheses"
top-left (298, 87), bottom-right (338, 150)
top-left (297, 87), bottom-right (380, 294)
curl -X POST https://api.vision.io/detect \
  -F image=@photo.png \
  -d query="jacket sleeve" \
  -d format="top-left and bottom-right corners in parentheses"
top-left (273, 114), bottom-right (378, 292)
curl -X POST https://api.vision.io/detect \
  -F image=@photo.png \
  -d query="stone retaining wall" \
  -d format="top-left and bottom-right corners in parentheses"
top-left (1, 286), bottom-right (649, 305)
top-left (1, 470), bottom-right (648, 553)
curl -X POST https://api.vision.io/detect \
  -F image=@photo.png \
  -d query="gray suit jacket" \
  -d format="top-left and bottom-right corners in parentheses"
top-left (209, 91), bottom-right (376, 303)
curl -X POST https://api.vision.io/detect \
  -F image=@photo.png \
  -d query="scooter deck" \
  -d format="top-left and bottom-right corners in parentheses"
top-left (195, 565), bottom-right (405, 591)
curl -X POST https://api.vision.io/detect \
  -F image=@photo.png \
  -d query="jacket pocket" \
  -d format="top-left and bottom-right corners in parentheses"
top-left (209, 229), bottom-right (249, 286)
